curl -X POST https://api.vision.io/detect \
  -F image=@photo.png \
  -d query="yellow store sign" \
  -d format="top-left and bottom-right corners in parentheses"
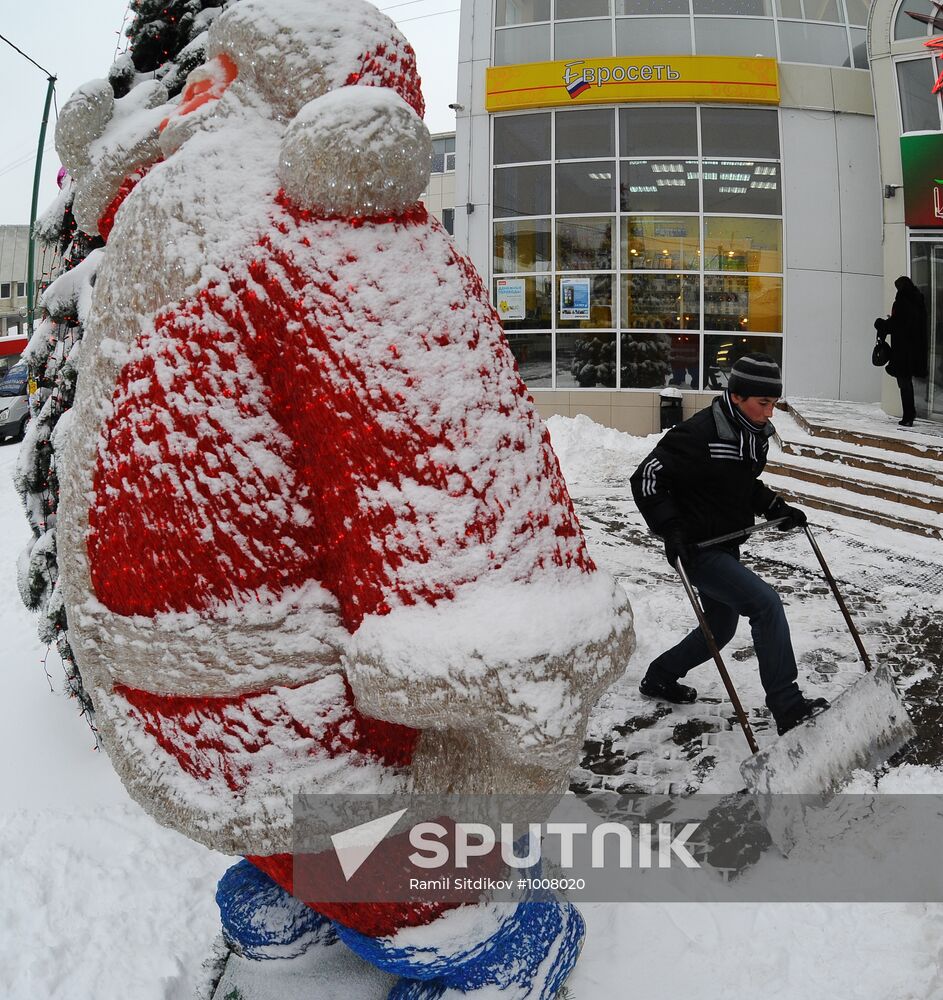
top-left (486, 56), bottom-right (780, 113)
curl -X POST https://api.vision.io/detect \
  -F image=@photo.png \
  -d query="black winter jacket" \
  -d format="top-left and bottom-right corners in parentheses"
top-left (875, 278), bottom-right (928, 380)
top-left (630, 397), bottom-right (778, 545)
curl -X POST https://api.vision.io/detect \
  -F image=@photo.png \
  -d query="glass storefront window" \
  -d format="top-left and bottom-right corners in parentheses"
top-left (558, 274), bottom-right (615, 329)
top-left (494, 114), bottom-right (551, 165)
top-left (505, 333), bottom-right (553, 387)
top-left (622, 216), bottom-right (701, 270)
top-left (493, 275), bottom-right (553, 330)
top-left (557, 332), bottom-right (618, 387)
top-left (556, 0), bottom-right (612, 16)
top-left (704, 334), bottom-right (783, 388)
top-left (555, 19), bottom-right (614, 58)
top-left (704, 275), bottom-right (783, 332)
top-left (494, 219), bottom-right (553, 273)
top-left (617, 0), bottom-right (690, 11)
top-left (621, 159), bottom-right (700, 212)
top-left (495, 0), bottom-right (551, 26)
top-left (701, 109), bottom-right (780, 157)
top-left (693, 16), bottom-right (776, 55)
top-left (623, 273), bottom-right (701, 329)
top-left (491, 109), bottom-right (785, 391)
top-left (778, 21), bottom-right (850, 65)
top-left (494, 24), bottom-right (551, 64)
top-left (557, 161), bottom-right (617, 213)
top-left (556, 109), bottom-right (615, 160)
top-left (620, 332), bottom-right (677, 388)
top-left (704, 217), bottom-right (783, 272)
top-left (620, 107), bottom-right (698, 156)
top-left (615, 15), bottom-right (693, 53)
top-left (897, 59), bottom-right (943, 133)
top-left (557, 217), bottom-right (615, 270)
top-left (693, 0), bottom-right (771, 13)
top-left (622, 332), bottom-right (701, 387)
top-left (495, 0), bottom-right (886, 66)
top-left (494, 164), bottom-right (552, 218)
top-left (703, 160), bottom-right (782, 214)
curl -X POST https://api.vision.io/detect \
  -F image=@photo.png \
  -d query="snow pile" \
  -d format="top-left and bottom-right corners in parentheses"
top-left (546, 412), bottom-right (660, 486)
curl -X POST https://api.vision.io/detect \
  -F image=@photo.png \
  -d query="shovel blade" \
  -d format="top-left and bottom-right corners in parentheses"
top-left (739, 664), bottom-right (914, 855)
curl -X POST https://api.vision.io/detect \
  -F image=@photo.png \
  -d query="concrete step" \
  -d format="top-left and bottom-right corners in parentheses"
top-left (783, 400), bottom-right (943, 464)
top-left (765, 459), bottom-right (943, 515)
top-left (775, 438), bottom-right (943, 487)
top-left (764, 473), bottom-right (943, 540)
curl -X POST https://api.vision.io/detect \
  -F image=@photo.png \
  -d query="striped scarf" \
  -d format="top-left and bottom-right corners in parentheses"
top-left (721, 389), bottom-right (769, 464)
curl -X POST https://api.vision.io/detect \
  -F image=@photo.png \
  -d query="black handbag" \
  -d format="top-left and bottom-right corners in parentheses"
top-left (872, 338), bottom-right (891, 367)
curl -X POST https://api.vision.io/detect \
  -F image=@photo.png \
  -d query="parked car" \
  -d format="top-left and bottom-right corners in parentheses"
top-left (0, 362), bottom-right (30, 442)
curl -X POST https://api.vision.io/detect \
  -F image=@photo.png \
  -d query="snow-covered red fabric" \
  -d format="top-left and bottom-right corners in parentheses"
top-left (58, 0), bottom-right (633, 938)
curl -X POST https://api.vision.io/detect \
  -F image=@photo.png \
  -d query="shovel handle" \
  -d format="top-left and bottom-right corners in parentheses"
top-left (694, 517), bottom-right (791, 551)
top-left (802, 525), bottom-right (874, 672)
top-left (674, 557), bottom-right (760, 755)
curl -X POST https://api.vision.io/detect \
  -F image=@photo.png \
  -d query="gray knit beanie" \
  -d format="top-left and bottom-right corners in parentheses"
top-left (727, 353), bottom-right (783, 397)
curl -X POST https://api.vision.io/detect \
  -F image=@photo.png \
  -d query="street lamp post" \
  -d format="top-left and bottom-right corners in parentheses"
top-left (27, 76), bottom-right (57, 339)
top-left (0, 32), bottom-right (57, 340)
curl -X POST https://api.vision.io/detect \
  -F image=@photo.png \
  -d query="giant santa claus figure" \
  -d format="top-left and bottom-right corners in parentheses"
top-left (57, 1), bottom-right (634, 995)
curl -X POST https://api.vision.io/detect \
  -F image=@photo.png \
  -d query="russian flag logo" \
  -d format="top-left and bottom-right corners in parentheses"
top-left (567, 77), bottom-right (591, 99)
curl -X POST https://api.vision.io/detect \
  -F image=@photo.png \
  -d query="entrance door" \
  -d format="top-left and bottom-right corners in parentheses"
top-left (909, 240), bottom-right (943, 420)
top-left (931, 245), bottom-right (943, 418)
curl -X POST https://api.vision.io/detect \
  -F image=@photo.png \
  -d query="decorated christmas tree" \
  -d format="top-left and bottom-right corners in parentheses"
top-left (15, 2), bottom-right (236, 726)
top-left (15, 190), bottom-right (102, 721)
top-left (127, 0), bottom-right (226, 92)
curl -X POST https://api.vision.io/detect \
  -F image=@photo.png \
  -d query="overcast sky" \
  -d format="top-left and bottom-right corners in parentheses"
top-left (0, 0), bottom-right (460, 225)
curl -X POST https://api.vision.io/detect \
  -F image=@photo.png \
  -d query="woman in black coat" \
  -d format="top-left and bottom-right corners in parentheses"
top-left (875, 275), bottom-right (929, 426)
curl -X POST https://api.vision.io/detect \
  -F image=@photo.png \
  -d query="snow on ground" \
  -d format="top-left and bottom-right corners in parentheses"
top-left (3, 415), bottom-right (943, 999)
top-left (0, 439), bottom-right (230, 1000)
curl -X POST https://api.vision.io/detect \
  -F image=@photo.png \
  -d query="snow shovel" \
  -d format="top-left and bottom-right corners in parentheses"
top-left (673, 520), bottom-right (915, 855)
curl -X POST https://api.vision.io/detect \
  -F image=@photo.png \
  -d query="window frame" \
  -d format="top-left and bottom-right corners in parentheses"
top-left (492, 1), bottom-right (863, 67)
top-left (489, 103), bottom-right (787, 391)
top-left (894, 53), bottom-right (943, 135)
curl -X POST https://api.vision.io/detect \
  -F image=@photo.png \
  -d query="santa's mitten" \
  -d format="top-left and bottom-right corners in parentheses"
top-left (334, 899), bottom-right (584, 1000)
top-left (348, 575), bottom-right (634, 779)
top-left (217, 860), bottom-right (337, 960)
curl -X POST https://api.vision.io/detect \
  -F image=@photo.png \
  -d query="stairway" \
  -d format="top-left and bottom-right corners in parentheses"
top-left (765, 399), bottom-right (943, 539)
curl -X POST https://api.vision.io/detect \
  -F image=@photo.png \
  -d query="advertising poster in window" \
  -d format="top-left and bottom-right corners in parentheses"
top-left (901, 133), bottom-right (943, 228)
top-left (496, 278), bottom-right (526, 321)
top-left (559, 277), bottom-right (591, 320)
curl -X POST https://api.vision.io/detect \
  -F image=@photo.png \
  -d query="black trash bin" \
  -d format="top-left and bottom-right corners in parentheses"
top-left (659, 386), bottom-right (683, 430)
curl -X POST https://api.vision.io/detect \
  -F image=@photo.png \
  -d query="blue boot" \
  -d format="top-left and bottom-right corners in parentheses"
top-left (216, 859), bottom-right (337, 960)
top-left (336, 899), bottom-right (584, 1000)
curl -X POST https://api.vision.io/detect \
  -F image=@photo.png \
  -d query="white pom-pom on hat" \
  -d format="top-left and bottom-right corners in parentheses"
top-left (208, 0), bottom-right (425, 122)
top-left (278, 87), bottom-right (431, 217)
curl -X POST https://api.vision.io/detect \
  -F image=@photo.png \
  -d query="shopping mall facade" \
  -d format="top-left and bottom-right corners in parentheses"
top-left (452, 0), bottom-right (943, 432)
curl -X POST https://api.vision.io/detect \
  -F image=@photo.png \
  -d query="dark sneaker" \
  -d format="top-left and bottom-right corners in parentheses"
top-left (775, 696), bottom-right (830, 736)
top-left (639, 672), bottom-right (697, 704)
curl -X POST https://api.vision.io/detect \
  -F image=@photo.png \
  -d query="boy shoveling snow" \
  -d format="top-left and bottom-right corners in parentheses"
top-left (630, 353), bottom-right (829, 736)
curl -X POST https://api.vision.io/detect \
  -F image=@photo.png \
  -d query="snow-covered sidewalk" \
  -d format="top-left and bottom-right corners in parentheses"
top-left (3, 418), bottom-right (943, 999)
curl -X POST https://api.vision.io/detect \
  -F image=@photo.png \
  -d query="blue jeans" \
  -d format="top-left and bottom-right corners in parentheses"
top-left (651, 547), bottom-right (803, 719)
